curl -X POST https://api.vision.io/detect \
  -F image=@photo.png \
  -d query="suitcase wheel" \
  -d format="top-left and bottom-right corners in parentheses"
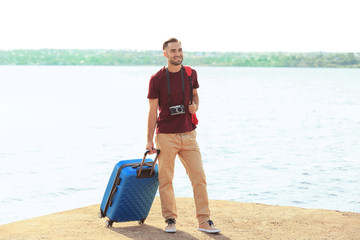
top-left (138, 218), bottom-right (146, 225)
top-left (98, 211), bottom-right (104, 219)
top-left (105, 219), bottom-right (113, 228)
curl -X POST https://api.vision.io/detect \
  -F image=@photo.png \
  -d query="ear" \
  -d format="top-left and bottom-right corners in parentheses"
top-left (163, 51), bottom-right (168, 58)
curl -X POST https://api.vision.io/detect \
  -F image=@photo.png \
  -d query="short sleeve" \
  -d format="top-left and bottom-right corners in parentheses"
top-left (192, 69), bottom-right (199, 89)
top-left (147, 74), bottom-right (159, 99)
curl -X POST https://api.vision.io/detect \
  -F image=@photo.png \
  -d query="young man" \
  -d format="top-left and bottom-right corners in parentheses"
top-left (146, 38), bottom-right (221, 234)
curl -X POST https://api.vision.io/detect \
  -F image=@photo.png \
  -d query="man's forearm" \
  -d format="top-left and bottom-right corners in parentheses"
top-left (193, 93), bottom-right (199, 111)
top-left (147, 111), bottom-right (157, 142)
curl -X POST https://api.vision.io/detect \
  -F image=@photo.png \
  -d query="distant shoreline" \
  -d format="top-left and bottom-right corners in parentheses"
top-left (1, 49), bottom-right (360, 68)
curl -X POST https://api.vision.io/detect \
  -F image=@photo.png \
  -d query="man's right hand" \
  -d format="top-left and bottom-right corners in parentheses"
top-left (146, 141), bottom-right (157, 154)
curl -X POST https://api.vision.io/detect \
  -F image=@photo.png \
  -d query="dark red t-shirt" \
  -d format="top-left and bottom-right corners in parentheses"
top-left (147, 66), bottom-right (199, 134)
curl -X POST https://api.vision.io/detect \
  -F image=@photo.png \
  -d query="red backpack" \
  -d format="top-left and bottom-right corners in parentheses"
top-left (183, 66), bottom-right (199, 125)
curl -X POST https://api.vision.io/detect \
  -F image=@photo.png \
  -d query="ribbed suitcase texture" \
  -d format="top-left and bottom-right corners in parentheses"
top-left (99, 154), bottom-right (159, 227)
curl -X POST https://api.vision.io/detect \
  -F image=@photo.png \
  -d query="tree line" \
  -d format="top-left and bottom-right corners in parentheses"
top-left (0, 49), bottom-right (359, 68)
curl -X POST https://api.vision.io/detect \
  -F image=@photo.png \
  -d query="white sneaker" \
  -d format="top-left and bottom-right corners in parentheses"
top-left (165, 219), bottom-right (176, 233)
top-left (198, 220), bottom-right (221, 233)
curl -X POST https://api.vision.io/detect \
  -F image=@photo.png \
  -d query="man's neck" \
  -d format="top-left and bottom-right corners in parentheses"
top-left (167, 64), bottom-right (182, 73)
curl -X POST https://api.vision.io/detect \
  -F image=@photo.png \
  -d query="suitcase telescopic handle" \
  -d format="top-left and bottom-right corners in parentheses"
top-left (138, 149), bottom-right (160, 177)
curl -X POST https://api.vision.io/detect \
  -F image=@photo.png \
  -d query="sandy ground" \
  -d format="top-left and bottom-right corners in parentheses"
top-left (1, 197), bottom-right (360, 240)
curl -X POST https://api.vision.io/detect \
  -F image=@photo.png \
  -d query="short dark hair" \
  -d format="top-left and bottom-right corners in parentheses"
top-left (163, 38), bottom-right (181, 51)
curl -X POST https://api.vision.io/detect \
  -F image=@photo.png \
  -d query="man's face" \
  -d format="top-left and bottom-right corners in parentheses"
top-left (164, 42), bottom-right (183, 66)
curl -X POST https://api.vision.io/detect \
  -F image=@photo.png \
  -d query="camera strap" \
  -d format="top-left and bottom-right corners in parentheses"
top-left (166, 67), bottom-right (185, 107)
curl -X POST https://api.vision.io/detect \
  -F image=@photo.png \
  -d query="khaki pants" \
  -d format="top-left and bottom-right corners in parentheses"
top-left (155, 130), bottom-right (210, 224)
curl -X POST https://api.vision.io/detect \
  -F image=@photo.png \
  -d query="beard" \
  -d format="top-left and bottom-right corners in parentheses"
top-left (169, 57), bottom-right (183, 66)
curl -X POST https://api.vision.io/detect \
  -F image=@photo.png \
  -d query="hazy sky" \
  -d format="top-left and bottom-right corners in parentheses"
top-left (1, 0), bottom-right (359, 52)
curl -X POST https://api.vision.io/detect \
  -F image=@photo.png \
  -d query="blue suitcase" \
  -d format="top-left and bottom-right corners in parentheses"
top-left (98, 150), bottom-right (160, 227)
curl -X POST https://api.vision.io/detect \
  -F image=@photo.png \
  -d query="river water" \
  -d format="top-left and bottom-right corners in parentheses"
top-left (0, 66), bottom-right (359, 224)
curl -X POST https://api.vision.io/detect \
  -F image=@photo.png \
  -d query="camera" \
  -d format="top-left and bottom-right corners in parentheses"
top-left (169, 105), bottom-right (185, 115)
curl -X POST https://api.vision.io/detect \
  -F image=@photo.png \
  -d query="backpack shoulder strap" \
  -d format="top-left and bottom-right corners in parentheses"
top-left (182, 66), bottom-right (194, 104)
top-left (183, 66), bottom-right (192, 77)
top-left (183, 66), bottom-right (199, 125)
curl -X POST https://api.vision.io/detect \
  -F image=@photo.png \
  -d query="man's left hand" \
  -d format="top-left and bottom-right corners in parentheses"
top-left (189, 102), bottom-right (197, 114)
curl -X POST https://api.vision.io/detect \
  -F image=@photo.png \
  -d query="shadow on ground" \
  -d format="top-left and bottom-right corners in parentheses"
top-left (109, 224), bottom-right (232, 240)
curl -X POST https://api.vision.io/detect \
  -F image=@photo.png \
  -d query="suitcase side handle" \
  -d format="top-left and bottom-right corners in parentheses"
top-left (138, 149), bottom-right (160, 177)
